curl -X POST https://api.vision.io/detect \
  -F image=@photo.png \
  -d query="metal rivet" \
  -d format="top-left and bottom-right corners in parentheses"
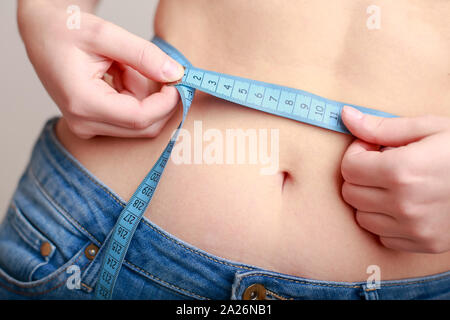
top-left (40, 242), bottom-right (52, 257)
top-left (242, 283), bottom-right (266, 300)
top-left (85, 244), bottom-right (99, 260)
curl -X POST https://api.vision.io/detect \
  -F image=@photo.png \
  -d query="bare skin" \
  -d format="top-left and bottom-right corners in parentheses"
top-left (28, 0), bottom-right (450, 281)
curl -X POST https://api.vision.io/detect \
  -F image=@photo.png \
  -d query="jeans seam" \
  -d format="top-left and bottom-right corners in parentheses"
top-left (123, 260), bottom-right (210, 300)
top-left (0, 258), bottom-right (90, 297)
top-left (241, 274), bottom-right (362, 289)
top-left (233, 276), bottom-right (243, 299)
top-left (28, 166), bottom-right (100, 247)
top-left (140, 219), bottom-right (255, 271)
top-left (8, 204), bottom-right (43, 252)
top-left (0, 275), bottom-right (67, 297)
top-left (44, 121), bottom-right (126, 208)
top-left (373, 274), bottom-right (450, 288)
top-left (0, 250), bottom-right (86, 291)
top-left (240, 272), bottom-right (450, 289)
top-left (28, 260), bottom-right (49, 283)
top-left (265, 289), bottom-right (292, 300)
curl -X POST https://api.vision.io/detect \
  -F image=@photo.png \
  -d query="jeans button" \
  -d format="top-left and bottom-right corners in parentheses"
top-left (85, 243), bottom-right (99, 260)
top-left (40, 242), bottom-right (52, 257)
top-left (242, 283), bottom-right (266, 300)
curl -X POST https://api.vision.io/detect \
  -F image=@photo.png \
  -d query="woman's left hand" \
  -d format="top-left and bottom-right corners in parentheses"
top-left (340, 106), bottom-right (450, 254)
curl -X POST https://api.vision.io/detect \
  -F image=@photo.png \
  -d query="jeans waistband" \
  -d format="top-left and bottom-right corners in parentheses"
top-left (22, 118), bottom-right (450, 299)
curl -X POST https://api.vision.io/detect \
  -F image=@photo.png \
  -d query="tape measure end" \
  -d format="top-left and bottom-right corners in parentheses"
top-left (166, 80), bottom-right (183, 86)
top-left (166, 66), bottom-right (186, 86)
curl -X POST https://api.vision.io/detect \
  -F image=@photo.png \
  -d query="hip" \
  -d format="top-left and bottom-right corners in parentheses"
top-left (55, 91), bottom-right (450, 282)
top-left (1, 118), bottom-right (449, 299)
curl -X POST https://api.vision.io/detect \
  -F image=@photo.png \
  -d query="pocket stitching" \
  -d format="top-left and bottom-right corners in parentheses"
top-left (124, 259), bottom-right (209, 300)
top-left (5, 203), bottom-right (57, 282)
top-left (9, 203), bottom-right (55, 256)
top-left (0, 255), bottom-right (91, 297)
top-left (28, 166), bottom-right (100, 246)
top-left (28, 260), bottom-right (50, 283)
top-left (0, 244), bottom-right (87, 290)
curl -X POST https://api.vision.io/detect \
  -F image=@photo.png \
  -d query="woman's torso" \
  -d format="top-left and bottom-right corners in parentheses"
top-left (56, 0), bottom-right (450, 281)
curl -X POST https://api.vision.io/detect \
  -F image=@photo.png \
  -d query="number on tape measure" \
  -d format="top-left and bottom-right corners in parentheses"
top-left (182, 66), bottom-right (397, 134)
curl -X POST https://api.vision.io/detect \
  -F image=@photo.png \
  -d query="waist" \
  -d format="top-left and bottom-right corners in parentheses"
top-left (11, 117), bottom-right (450, 299)
top-left (56, 4), bottom-right (450, 280)
top-left (56, 95), bottom-right (450, 282)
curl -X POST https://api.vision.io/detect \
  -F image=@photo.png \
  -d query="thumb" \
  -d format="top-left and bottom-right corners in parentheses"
top-left (341, 106), bottom-right (442, 147)
top-left (84, 17), bottom-right (185, 82)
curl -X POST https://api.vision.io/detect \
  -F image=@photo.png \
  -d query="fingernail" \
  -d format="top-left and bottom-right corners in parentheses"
top-left (343, 106), bottom-right (363, 120)
top-left (162, 58), bottom-right (184, 81)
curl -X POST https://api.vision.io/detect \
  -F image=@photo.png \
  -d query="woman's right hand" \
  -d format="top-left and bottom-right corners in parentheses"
top-left (17, 0), bottom-right (184, 139)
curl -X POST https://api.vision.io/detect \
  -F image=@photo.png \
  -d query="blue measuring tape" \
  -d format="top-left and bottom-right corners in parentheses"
top-left (94, 36), bottom-right (396, 299)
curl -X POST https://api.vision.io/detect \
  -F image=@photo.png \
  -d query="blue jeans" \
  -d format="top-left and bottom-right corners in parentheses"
top-left (0, 118), bottom-right (449, 300)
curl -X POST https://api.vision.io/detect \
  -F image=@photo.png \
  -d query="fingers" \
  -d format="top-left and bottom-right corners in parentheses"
top-left (78, 81), bottom-right (180, 129)
top-left (356, 210), bottom-right (444, 253)
top-left (83, 17), bottom-right (185, 82)
top-left (379, 237), bottom-right (420, 252)
top-left (120, 65), bottom-right (159, 99)
top-left (342, 182), bottom-right (391, 213)
top-left (355, 211), bottom-right (404, 238)
top-left (68, 108), bottom-right (177, 139)
top-left (341, 106), bottom-right (447, 147)
top-left (105, 63), bottom-right (158, 100)
top-left (341, 139), bottom-right (389, 187)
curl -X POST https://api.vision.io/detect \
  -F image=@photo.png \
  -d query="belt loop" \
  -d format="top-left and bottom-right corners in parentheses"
top-left (361, 284), bottom-right (380, 300)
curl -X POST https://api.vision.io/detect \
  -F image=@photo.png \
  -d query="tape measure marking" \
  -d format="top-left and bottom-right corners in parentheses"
top-left (94, 36), bottom-right (396, 299)
top-left (180, 66), bottom-right (396, 134)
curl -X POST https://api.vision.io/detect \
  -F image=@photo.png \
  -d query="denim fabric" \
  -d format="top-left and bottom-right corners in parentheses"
top-left (0, 118), bottom-right (449, 300)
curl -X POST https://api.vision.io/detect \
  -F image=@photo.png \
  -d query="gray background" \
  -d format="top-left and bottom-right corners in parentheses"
top-left (0, 0), bottom-right (158, 220)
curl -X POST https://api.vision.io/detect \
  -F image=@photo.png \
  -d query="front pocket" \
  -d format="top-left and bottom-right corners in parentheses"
top-left (0, 203), bottom-right (58, 282)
